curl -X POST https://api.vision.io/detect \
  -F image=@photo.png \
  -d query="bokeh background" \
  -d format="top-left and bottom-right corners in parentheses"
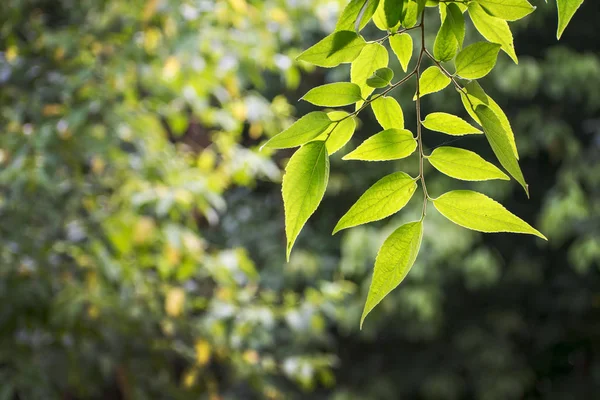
top-left (1, 0), bottom-right (599, 399)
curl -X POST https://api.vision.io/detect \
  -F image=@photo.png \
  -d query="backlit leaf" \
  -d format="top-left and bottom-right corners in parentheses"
top-left (468, 3), bottom-right (518, 63)
top-left (556, 0), bottom-right (584, 39)
top-left (282, 141), bottom-right (330, 260)
top-left (433, 11), bottom-right (459, 61)
top-left (414, 66), bottom-right (451, 99)
top-left (343, 128), bottom-right (416, 161)
top-left (389, 33), bottom-right (413, 72)
top-left (333, 171), bottom-right (417, 234)
top-left (372, 96), bottom-right (404, 130)
top-left (475, 0), bottom-right (535, 21)
top-left (474, 105), bottom-right (528, 195)
top-left (302, 82), bottom-right (363, 106)
top-left (422, 112), bottom-right (482, 135)
top-left (361, 221), bottom-right (423, 328)
top-left (427, 146), bottom-right (509, 181)
top-left (297, 30), bottom-right (367, 68)
top-left (433, 190), bottom-right (546, 239)
top-left (336, 0), bottom-right (381, 31)
top-left (263, 112), bottom-right (332, 149)
top-left (351, 43), bottom-right (389, 108)
top-left (455, 42), bottom-right (501, 79)
top-left (314, 111), bottom-right (357, 154)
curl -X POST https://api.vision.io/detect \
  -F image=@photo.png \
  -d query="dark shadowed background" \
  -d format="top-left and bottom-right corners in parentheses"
top-left (0, 0), bottom-right (599, 399)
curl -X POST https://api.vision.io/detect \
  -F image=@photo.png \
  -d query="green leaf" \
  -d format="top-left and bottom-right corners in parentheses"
top-left (445, 3), bottom-right (466, 48)
top-left (474, 105), bottom-right (528, 196)
top-left (372, 96), bottom-right (404, 130)
top-left (343, 128), bottom-right (416, 161)
top-left (422, 112), bottom-right (482, 135)
top-left (414, 66), bottom-right (451, 99)
top-left (263, 112), bottom-right (332, 149)
top-left (384, 0), bottom-right (404, 28)
top-left (333, 171), bottom-right (417, 234)
top-left (455, 42), bottom-right (502, 79)
top-left (556, 0), bottom-right (584, 39)
top-left (315, 111), bottom-right (357, 155)
top-left (389, 33), bottom-right (413, 72)
top-left (367, 67), bottom-right (394, 88)
top-left (401, 0), bottom-right (426, 28)
top-left (433, 190), bottom-right (546, 239)
top-left (468, 3), bottom-right (518, 64)
top-left (336, 0), bottom-right (381, 31)
top-left (297, 30), bottom-right (367, 68)
top-left (459, 81), bottom-right (518, 158)
top-left (475, 0), bottom-right (535, 21)
top-left (360, 220), bottom-right (423, 328)
top-left (427, 146), bottom-right (509, 181)
top-left (282, 141), bottom-right (330, 260)
top-left (351, 43), bottom-right (389, 108)
top-left (302, 82), bottom-right (363, 107)
top-left (433, 12), bottom-right (459, 61)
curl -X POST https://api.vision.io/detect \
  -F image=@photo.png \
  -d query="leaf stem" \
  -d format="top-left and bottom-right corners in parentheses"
top-left (416, 12), bottom-right (429, 218)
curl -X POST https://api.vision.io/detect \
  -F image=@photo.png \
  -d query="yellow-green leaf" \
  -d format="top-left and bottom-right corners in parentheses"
top-left (455, 42), bottom-right (501, 79)
top-left (427, 146), bottom-right (509, 181)
top-left (361, 220), bottom-right (423, 328)
top-left (314, 111), bottom-right (357, 155)
top-left (468, 3), bottom-right (518, 64)
top-left (433, 190), bottom-right (546, 239)
top-left (282, 141), bottom-right (330, 260)
top-left (389, 33), bottom-right (413, 72)
top-left (445, 3), bottom-right (466, 48)
top-left (474, 105), bottom-right (528, 196)
top-left (343, 128), bottom-right (416, 161)
top-left (433, 11), bottom-right (459, 61)
top-left (371, 96), bottom-right (404, 130)
top-left (333, 171), bottom-right (417, 234)
top-left (459, 81), bottom-right (518, 158)
top-left (351, 43), bottom-right (389, 109)
top-left (263, 112), bottom-right (332, 149)
top-left (422, 112), bottom-right (482, 135)
top-left (336, 0), bottom-right (381, 31)
top-left (297, 30), bottom-right (367, 68)
top-left (557, 0), bottom-right (584, 39)
top-left (414, 66), bottom-right (451, 100)
top-left (302, 82), bottom-right (363, 107)
top-left (475, 0), bottom-right (535, 21)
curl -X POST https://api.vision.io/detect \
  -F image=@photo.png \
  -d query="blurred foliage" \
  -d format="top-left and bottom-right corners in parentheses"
top-left (0, 0), bottom-right (599, 399)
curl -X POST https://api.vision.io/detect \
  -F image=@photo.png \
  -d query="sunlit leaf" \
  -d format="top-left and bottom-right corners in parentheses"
top-left (343, 129), bottom-right (416, 161)
top-left (468, 3), bottom-right (518, 63)
top-left (282, 141), bottom-right (330, 260)
top-left (336, 0), bottom-right (381, 31)
top-left (455, 42), bottom-right (501, 79)
top-left (361, 220), bottom-right (423, 328)
top-left (475, 0), bottom-right (536, 21)
top-left (333, 171), bottom-right (417, 234)
top-left (433, 190), bottom-right (546, 239)
top-left (389, 33), bottom-right (413, 72)
top-left (302, 82), bottom-right (363, 106)
top-left (315, 111), bottom-right (357, 154)
top-left (474, 105), bottom-right (528, 195)
top-left (351, 43), bottom-right (389, 108)
top-left (422, 112), bottom-right (482, 135)
top-left (556, 0), bottom-right (584, 39)
top-left (414, 66), bottom-right (451, 99)
top-left (372, 96), bottom-right (404, 130)
top-left (297, 30), bottom-right (367, 67)
top-left (263, 112), bottom-right (332, 149)
top-left (427, 146), bottom-right (509, 181)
